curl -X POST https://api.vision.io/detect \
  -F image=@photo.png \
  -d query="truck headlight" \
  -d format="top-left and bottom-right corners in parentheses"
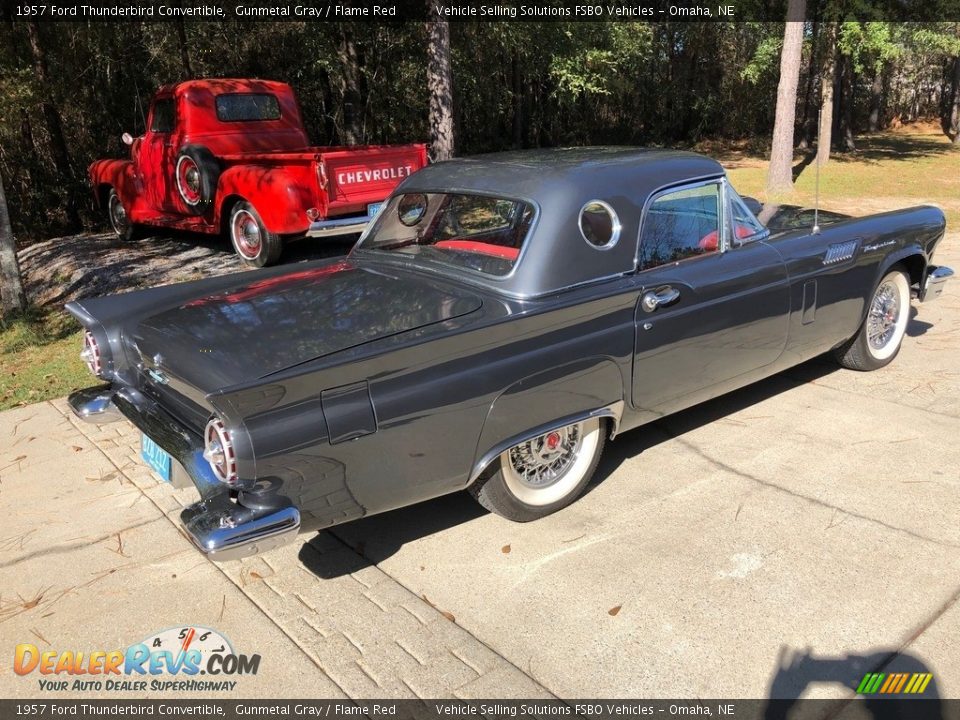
top-left (80, 331), bottom-right (103, 377)
top-left (203, 416), bottom-right (238, 485)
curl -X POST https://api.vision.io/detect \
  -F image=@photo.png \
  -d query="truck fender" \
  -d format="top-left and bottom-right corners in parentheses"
top-left (469, 357), bottom-right (625, 483)
top-left (217, 165), bottom-right (314, 236)
top-left (88, 159), bottom-right (137, 212)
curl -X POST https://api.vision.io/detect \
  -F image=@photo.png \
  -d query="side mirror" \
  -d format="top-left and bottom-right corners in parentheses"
top-left (121, 132), bottom-right (134, 146)
top-left (742, 196), bottom-right (763, 216)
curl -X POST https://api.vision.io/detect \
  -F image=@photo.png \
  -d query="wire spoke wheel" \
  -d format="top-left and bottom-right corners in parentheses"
top-left (498, 417), bottom-right (602, 508)
top-left (835, 268), bottom-right (911, 371)
top-left (867, 281), bottom-right (900, 350)
top-left (865, 272), bottom-right (909, 362)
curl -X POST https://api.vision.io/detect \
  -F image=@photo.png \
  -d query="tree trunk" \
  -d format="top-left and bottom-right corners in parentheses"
top-left (817, 23), bottom-right (837, 166)
top-left (838, 53), bottom-right (856, 151)
top-left (798, 20), bottom-right (820, 150)
top-left (511, 50), bottom-right (523, 150)
top-left (0, 171), bottom-right (27, 315)
top-left (25, 20), bottom-right (81, 230)
top-left (767, 4), bottom-right (806, 195)
top-left (337, 28), bottom-right (364, 145)
top-left (426, 8), bottom-right (455, 161)
top-left (868, 64), bottom-right (884, 132)
top-left (174, 20), bottom-right (193, 79)
top-left (945, 55), bottom-right (960, 142)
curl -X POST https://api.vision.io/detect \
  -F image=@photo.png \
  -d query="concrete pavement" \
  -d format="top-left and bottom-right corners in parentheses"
top-left (1, 236), bottom-right (957, 701)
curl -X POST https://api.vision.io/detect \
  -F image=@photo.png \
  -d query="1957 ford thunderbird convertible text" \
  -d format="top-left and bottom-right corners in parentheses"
top-left (67, 148), bottom-right (953, 561)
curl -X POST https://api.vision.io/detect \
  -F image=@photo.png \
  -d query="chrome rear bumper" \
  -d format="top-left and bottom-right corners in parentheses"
top-left (306, 212), bottom-right (375, 238)
top-left (68, 383), bottom-right (301, 562)
top-left (68, 386), bottom-right (121, 423)
top-left (922, 265), bottom-right (954, 302)
top-left (181, 495), bottom-right (300, 562)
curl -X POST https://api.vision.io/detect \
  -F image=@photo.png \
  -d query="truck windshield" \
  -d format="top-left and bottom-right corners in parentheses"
top-left (357, 193), bottom-right (535, 277)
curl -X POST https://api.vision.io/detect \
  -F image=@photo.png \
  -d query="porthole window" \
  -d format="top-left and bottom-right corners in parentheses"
top-left (398, 193), bottom-right (428, 226)
top-left (579, 200), bottom-right (620, 249)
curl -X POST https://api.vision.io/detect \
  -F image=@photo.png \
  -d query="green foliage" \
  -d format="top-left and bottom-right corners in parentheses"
top-left (0, 20), bottom-right (955, 241)
top-left (742, 32), bottom-right (783, 85)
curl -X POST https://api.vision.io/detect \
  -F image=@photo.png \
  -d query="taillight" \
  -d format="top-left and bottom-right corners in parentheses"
top-left (80, 331), bottom-right (102, 376)
top-left (203, 416), bottom-right (238, 485)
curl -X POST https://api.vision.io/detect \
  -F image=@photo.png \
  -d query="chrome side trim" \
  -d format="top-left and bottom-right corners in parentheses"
top-left (469, 400), bottom-right (625, 483)
top-left (68, 386), bottom-right (121, 424)
top-left (306, 214), bottom-right (375, 238)
top-left (181, 496), bottom-right (300, 563)
top-left (922, 265), bottom-right (954, 302)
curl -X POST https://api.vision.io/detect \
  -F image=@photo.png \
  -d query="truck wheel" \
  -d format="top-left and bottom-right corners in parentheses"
top-left (107, 189), bottom-right (139, 241)
top-left (835, 268), bottom-right (911, 371)
top-left (176, 145), bottom-right (219, 215)
top-left (229, 201), bottom-right (283, 268)
top-left (469, 417), bottom-right (605, 522)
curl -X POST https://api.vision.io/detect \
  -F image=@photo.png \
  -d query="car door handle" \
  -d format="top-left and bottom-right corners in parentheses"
top-left (641, 286), bottom-right (680, 313)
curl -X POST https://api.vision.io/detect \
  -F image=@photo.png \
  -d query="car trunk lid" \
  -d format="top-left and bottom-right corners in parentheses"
top-left (131, 260), bottom-right (481, 392)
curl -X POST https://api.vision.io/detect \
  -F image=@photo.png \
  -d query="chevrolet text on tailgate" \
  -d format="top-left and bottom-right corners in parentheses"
top-left (88, 78), bottom-right (428, 267)
top-left (68, 148), bottom-right (952, 562)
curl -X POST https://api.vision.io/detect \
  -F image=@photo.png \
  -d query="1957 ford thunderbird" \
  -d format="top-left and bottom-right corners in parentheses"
top-left (67, 148), bottom-right (953, 561)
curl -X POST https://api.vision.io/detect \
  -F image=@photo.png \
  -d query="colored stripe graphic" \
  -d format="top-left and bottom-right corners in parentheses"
top-left (857, 673), bottom-right (884, 694)
top-left (857, 672), bottom-right (933, 694)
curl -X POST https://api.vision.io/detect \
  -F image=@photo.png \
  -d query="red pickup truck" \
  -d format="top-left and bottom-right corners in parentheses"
top-left (89, 79), bottom-right (428, 266)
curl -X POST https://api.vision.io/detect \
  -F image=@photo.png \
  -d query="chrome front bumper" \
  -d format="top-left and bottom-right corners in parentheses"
top-left (306, 212), bottom-right (375, 238)
top-left (921, 265), bottom-right (954, 302)
top-left (67, 385), bottom-right (300, 562)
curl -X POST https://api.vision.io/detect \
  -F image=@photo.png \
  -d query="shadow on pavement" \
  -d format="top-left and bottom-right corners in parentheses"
top-left (908, 306), bottom-right (933, 338)
top-left (299, 357), bottom-right (842, 578)
top-left (764, 647), bottom-right (942, 719)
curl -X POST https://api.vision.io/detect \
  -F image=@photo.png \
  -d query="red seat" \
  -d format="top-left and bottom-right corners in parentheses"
top-left (434, 240), bottom-right (520, 261)
top-left (698, 223), bottom-right (754, 251)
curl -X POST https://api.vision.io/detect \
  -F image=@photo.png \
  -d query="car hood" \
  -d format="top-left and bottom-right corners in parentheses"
top-left (131, 261), bottom-right (482, 391)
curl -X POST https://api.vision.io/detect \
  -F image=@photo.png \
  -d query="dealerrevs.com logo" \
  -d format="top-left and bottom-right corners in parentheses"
top-left (14, 626), bottom-right (260, 692)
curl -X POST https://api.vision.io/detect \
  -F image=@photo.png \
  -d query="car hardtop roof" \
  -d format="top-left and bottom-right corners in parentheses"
top-left (400, 147), bottom-right (725, 199)
top-left (156, 78), bottom-right (294, 97)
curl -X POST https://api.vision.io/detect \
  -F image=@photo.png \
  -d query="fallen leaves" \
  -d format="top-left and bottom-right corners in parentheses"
top-left (608, 605), bottom-right (622, 617)
top-left (105, 532), bottom-right (129, 557)
top-left (501, 544), bottom-right (511, 554)
top-left (421, 594), bottom-right (456, 623)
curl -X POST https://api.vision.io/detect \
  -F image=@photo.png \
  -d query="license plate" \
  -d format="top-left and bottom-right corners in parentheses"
top-left (366, 202), bottom-right (384, 220)
top-left (141, 433), bottom-right (172, 483)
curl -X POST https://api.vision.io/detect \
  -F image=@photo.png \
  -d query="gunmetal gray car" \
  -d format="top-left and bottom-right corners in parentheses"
top-left (67, 148), bottom-right (952, 561)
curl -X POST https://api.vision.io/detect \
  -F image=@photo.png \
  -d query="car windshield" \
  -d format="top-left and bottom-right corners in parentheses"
top-left (356, 192), bottom-right (535, 277)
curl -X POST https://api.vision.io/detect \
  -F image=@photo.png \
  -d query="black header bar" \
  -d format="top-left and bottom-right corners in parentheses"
top-left (1, 699), bottom-right (958, 720)
top-left (8, 0), bottom-right (960, 23)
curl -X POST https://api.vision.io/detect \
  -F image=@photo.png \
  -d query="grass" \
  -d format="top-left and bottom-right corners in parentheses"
top-left (0, 309), bottom-right (88, 411)
top-left (1, 125), bottom-right (956, 412)
top-left (717, 124), bottom-right (960, 228)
